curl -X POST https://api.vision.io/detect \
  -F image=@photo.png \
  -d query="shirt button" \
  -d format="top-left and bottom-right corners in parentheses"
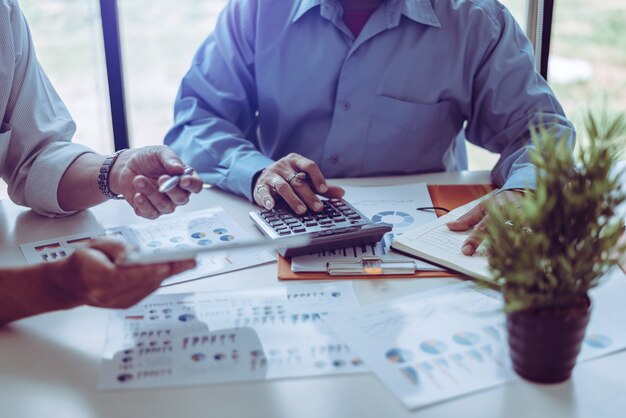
top-left (341, 101), bottom-right (351, 111)
top-left (329, 154), bottom-right (340, 164)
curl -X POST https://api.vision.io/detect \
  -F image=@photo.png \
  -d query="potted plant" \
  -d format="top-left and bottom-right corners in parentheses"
top-left (483, 111), bottom-right (626, 383)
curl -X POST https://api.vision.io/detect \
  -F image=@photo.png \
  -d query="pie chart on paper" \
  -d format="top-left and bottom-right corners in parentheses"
top-left (371, 211), bottom-right (415, 228)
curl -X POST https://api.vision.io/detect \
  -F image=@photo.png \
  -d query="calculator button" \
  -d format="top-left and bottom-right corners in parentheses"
top-left (277, 230), bottom-right (292, 235)
top-left (269, 220), bottom-right (284, 227)
top-left (304, 221), bottom-right (318, 227)
top-left (292, 227), bottom-right (306, 233)
top-left (285, 219), bottom-right (299, 225)
top-left (348, 214), bottom-right (361, 220)
top-left (319, 219), bottom-right (333, 225)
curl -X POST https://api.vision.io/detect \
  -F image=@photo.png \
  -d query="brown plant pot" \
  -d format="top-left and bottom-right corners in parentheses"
top-left (506, 295), bottom-right (591, 384)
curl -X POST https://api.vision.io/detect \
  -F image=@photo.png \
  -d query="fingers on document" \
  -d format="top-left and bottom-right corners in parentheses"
top-left (446, 203), bottom-right (486, 231)
top-left (443, 203), bottom-right (488, 256)
top-left (462, 218), bottom-right (489, 256)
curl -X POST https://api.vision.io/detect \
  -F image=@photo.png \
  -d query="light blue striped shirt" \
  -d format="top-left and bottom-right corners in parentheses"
top-left (1, 0), bottom-right (92, 216)
top-left (165, 0), bottom-right (575, 201)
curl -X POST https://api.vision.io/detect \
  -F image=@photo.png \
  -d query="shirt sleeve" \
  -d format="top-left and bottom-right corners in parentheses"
top-left (0, 0), bottom-right (93, 217)
top-left (464, 4), bottom-right (576, 191)
top-left (164, 0), bottom-right (273, 201)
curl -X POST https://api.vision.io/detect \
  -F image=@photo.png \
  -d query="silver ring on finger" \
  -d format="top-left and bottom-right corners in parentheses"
top-left (285, 172), bottom-right (298, 183)
top-left (270, 176), bottom-right (284, 191)
top-left (287, 171), bottom-right (307, 186)
top-left (255, 184), bottom-right (269, 195)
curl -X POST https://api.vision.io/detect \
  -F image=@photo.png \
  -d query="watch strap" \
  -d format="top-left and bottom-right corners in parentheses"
top-left (98, 149), bottom-right (127, 200)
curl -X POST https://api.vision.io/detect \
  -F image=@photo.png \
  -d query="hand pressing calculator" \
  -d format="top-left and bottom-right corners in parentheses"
top-left (249, 198), bottom-right (391, 257)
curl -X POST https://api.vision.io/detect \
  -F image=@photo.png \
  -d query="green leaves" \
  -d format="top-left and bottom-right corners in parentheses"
top-left (485, 111), bottom-right (626, 312)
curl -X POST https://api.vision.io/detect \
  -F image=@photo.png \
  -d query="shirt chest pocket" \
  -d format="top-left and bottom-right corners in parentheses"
top-left (362, 96), bottom-right (460, 174)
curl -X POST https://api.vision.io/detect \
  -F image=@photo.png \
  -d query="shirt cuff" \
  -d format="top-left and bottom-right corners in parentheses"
top-left (25, 142), bottom-right (94, 217)
top-left (500, 165), bottom-right (537, 192)
top-left (226, 152), bottom-right (275, 201)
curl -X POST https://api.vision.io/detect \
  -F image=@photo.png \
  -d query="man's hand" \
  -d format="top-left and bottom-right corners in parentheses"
top-left (60, 238), bottom-right (196, 309)
top-left (254, 153), bottom-right (345, 214)
top-left (446, 190), bottom-right (525, 256)
top-left (109, 146), bottom-right (203, 219)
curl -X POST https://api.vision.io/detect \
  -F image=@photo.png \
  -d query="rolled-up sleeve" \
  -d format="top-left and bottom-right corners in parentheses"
top-left (464, 4), bottom-right (575, 191)
top-left (0, 0), bottom-right (93, 217)
top-left (164, 0), bottom-right (273, 201)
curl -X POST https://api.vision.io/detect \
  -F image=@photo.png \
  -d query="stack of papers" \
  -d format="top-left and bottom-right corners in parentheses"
top-left (324, 281), bottom-right (626, 410)
top-left (98, 282), bottom-right (366, 390)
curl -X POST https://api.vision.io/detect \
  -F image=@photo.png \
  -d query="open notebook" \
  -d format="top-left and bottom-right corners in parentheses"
top-left (391, 194), bottom-right (495, 282)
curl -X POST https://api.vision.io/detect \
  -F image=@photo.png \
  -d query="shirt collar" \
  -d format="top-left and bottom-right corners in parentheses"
top-left (292, 0), bottom-right (441, 28)
top-left (293, 0), bottom-right (324, 22)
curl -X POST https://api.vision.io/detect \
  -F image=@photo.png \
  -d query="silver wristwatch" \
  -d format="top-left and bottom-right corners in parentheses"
top-left (98, 149), bottom-right (127, 200)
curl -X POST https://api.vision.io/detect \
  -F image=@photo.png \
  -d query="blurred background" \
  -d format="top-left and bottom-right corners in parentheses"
top-left (2, 0), bottom-right (624, 196)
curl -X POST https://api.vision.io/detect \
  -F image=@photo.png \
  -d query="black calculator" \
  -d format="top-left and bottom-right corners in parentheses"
top-left (249, 198), bottom-right (391, 257)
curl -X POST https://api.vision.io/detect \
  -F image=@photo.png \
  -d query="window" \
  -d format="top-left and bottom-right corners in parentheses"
top-left (19, 0), bottom-right (113, 154)
top-left (117, 0), bottom-right (228, 149)
top-left (550, 0), bottom-right (626, 153)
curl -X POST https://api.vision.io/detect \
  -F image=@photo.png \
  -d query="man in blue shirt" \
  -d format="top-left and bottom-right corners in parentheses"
top-left (165, 0), bottom-right (575, 255)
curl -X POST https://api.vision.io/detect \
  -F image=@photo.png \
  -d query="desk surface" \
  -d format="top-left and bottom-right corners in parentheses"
top-left (1, 170), bottom-right (625, 418)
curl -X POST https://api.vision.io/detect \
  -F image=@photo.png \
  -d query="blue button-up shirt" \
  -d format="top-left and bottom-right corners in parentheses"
top-left (165, 0), bottom-right (575, 201)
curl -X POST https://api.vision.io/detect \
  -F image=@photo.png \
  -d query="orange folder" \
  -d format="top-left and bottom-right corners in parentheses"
top-left (278, 183), bottom-right (495, 280)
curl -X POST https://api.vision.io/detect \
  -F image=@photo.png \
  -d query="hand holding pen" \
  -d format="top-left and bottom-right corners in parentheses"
top-left (159, 166), bottom-right (196, 193)
top-left (107, 146), bottom-right (203, 219)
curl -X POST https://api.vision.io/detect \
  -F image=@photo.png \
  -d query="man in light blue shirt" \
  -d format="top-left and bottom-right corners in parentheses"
top-left (165, 0), bottom-right (575, 255)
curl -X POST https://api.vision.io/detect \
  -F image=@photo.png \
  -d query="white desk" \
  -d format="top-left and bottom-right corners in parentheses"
top-left (1, 171), bottom-right (625, 418)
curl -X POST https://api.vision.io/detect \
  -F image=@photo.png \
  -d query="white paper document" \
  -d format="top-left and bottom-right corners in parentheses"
top-left (392, 196), bottom-right (493, 280)
top-left (324, 281), bottom-right (626, 410)
top-left (291, 184), bottom-right (442, 273)
top-left (20, 208), bottom-right (275, 285)
top-left (98, 282), bottom-right (366, 390)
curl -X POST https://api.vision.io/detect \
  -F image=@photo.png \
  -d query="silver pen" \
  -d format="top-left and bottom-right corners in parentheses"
top-left (158, 166), bottom-right (195, 193)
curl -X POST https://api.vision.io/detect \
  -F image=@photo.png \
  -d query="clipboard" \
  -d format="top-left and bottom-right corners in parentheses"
top-left (278, 183), bottom-right (495, 280)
